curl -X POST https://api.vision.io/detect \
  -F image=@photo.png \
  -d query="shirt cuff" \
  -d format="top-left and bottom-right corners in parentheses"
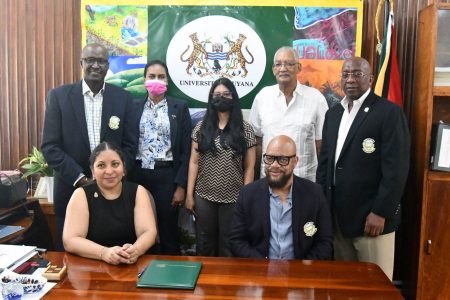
top-left (73, 174), bottom-right (86, 187)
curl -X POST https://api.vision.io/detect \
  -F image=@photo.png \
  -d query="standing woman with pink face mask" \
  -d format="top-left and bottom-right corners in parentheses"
top-left (129, 60), bottom-right (192, 255)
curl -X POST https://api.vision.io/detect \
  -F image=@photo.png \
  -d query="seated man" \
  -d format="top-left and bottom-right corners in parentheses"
top-left (230, 135), bottom-right (332, 260)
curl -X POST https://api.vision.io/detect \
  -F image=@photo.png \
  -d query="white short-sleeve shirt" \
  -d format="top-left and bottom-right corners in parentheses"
top-left (249, 81), bottom-right (329, 181)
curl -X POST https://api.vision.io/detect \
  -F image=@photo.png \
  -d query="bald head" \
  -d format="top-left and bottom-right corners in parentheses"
top-left (343, 57), bottom-right (371, 74)
top-left (266, 135), bottom-right (297, 156)
top-left (82, 43), bottom-right (109, 59)
top-left (264, 135), bottom-right (298, 189)
top-left (341, 57), bottom-right (373, 100)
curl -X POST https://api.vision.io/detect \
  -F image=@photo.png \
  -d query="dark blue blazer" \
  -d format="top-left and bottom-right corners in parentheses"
top-left (41, 81), bottom-right (138, 217)
top-left (134, 96), bottom-right (192, 188)
top-left (230, 176), bottom-right (333, 260)
top-left (316, 92), bottom-right (410, 237)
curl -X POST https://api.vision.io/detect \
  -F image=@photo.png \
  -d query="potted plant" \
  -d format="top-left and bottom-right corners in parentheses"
top-left (18, 147), bottom-right (54, 202)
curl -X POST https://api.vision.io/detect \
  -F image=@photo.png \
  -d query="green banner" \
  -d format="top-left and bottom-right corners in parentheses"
top-left (148, 6), bottom-right (294, 109)
top-left (81, 2), bottom-right (363, 109)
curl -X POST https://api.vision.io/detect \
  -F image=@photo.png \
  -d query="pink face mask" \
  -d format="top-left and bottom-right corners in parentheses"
top-left (144, 80), bottom-right (167, 96)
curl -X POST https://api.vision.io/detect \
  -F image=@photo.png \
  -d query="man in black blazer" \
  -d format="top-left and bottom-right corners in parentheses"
top-left (316, 57), bottom-right (410, 279)
top-left (230, 135), bottom-right (332, 260)
top-left (41, 43), bottom-right (138, 250)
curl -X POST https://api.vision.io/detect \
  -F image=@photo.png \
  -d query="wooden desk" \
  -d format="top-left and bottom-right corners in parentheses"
top-left (43, 252), bottom-right (403, 299)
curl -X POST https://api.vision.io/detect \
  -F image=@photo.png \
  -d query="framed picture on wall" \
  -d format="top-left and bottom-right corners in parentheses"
top-left (430, 122), bottom-right (450, 172)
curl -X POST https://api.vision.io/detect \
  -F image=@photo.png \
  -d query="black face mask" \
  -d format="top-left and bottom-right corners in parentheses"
top-left (211, 97), bottom-right (234, 112)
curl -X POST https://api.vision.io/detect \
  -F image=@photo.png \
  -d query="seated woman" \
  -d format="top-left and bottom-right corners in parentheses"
top-left (63, 142), bottom-right (157, 265)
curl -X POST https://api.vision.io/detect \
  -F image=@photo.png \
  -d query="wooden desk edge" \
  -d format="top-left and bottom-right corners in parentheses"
top-left (43, 252), bottom-right (403, 299)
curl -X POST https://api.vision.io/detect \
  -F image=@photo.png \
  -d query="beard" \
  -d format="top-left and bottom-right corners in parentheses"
top-left (265, 167), bottom-right (293, 189)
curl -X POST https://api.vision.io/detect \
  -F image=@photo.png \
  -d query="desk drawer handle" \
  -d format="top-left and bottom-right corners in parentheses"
top-left (426, 240), bottom-right (432, 255)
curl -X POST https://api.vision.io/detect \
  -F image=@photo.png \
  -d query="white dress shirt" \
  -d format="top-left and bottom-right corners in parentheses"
top-left (249, 82), bottom-right (328, 181)
top-left (334, 88), bottom-right (371, 168)
top-left (82, 80), bottom-right (104, 152)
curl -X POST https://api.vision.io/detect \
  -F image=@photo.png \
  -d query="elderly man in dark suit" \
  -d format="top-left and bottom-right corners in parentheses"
top-left (230, 135), bottom-right (333, 260)
top-left (41, 43), bottom-right (138, 250)
top-left (316, 57), bottom-right (410, 280)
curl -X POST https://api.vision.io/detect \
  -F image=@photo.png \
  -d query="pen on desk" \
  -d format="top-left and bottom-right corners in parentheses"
top-left (137, 266), bottom-right (148, 278)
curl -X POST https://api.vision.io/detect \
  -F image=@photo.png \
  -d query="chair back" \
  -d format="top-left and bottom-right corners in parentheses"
top-left (145, 189), bottom-right (161, 253)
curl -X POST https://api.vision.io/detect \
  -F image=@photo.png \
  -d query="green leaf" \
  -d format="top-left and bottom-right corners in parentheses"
top-left (20, 163), bottom-right (34, 170)
top-left (22, 165), bottom-right (43, 178)
top-left (18, 146), bottom-right (54, 177)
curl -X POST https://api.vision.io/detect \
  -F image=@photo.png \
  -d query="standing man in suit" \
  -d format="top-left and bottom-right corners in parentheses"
top-left (41, 43), bottom-right (138, 250)
top-left (130, 60), bottom-right (192, 255)
top-left (230, 135), bottom-right (333, 260)
top-left (316, 57), bottom-right (410, 279)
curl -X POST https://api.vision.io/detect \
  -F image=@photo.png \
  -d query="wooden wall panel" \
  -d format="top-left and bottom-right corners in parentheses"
top-left (0, 0), bottom-right (81, 170)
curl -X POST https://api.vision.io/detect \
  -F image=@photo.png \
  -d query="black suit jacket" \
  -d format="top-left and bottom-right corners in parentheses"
top-left (230, 176), bottom-right (333, 260)
top-left (134, 96), bottom-right (192, 187)
top-left (316, 92), bottom-right (410, 237)
top-left (41, 81), bottom-right (138, 217)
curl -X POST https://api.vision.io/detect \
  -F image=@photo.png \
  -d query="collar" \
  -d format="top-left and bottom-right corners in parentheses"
top-left (268, 184), bottom-right (293, 205)
top-left (276, 81), bottom-right (303, 97)
top-left (146, 97), bottom-right (167, 108)
top-left (82, 79), bottom-right (105, 96)
top-left (340, 88), bottom-right (371, 110)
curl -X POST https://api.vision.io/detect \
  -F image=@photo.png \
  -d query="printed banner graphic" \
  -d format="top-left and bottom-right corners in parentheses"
top-left (81, 1), bottom-right (363, 109)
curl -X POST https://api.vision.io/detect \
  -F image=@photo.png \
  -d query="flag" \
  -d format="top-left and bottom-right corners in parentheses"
top-left (374, 0), bottom-right (403, 107)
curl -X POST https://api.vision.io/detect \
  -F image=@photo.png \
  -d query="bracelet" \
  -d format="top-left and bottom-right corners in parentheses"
top-left (99, 247), bottom-right (106, 261)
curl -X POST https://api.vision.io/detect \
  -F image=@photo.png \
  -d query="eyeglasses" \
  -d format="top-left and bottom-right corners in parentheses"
top-left (341, 71), bottom-right (369, 80)
top-left (212, 91), bottom-right (233, 98)
top-left (273, 62), bottom-right (298, 69)
top-left (82, 57), bottom-right (109, 67)
top-left (263, 154), bottom-right (296, 166)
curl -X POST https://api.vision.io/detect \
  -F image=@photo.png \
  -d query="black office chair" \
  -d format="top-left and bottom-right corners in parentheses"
top-left (145, 189), bottom-right (161, 254)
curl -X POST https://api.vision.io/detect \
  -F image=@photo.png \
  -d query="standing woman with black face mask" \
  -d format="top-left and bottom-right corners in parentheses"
top-left (186, 77), bottom-right (256, 257)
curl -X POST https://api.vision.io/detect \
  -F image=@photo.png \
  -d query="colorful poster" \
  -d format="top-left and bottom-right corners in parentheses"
top-left (294, 7), bottom-right (358, 105)
top-left (81, 1), bottom-right (363, 109)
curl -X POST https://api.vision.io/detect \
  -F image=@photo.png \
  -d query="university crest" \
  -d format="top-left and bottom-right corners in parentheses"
top-left (179, 32), bottom-right (254, 78)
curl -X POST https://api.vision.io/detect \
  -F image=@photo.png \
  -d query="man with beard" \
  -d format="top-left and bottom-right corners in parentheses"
top-left (229, 135), bottom-right (332, 259)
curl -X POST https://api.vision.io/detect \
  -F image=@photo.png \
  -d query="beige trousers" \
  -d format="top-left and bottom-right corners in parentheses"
top-left (333, 217), bottom-right (395, 280)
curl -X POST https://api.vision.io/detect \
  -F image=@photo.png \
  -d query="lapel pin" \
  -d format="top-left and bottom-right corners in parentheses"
top-left (364, 107), bottom-right (369, 112)
top-left (109, 116), bottom-right (120, 130)
top-left (171, 114), bottom-right (176, 119)
top-left (304, 222), bottom-right (317, 237)
top-left (362, 138), bottom-right (376, 153)
top-left (94, 192), bottom-right (98, 198)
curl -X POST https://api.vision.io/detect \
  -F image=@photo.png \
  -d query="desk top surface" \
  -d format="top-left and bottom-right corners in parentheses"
top-left (42, 252), bottom-right (402, 299)
top-left (0, 200), bottom-right (36, 243)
